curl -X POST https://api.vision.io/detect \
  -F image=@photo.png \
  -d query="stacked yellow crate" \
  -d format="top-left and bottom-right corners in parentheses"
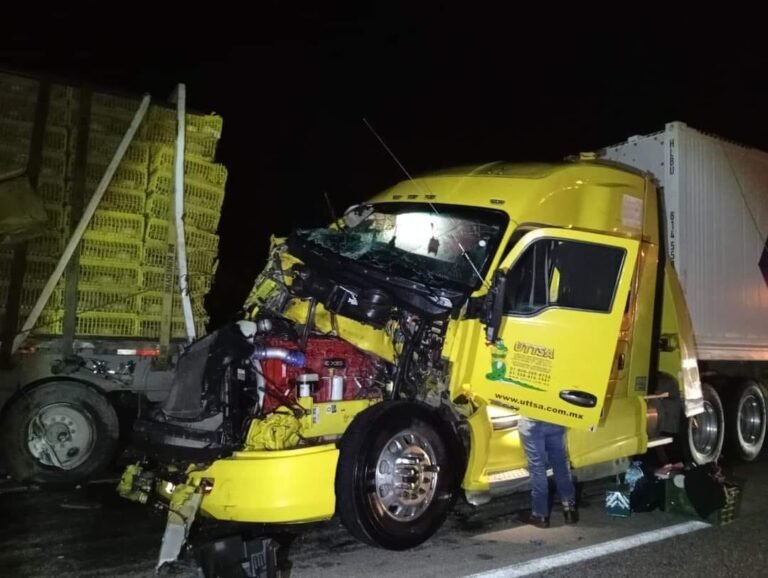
top-left (1, 72), bottom-right (225, 338)
top-left (139, 109), bottom-right (225, 338)
top-left (0, 74), bottom-right (70, 335)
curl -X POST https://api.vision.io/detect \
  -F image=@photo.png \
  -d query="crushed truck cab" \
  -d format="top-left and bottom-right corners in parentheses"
top-left (120, 158), bottom-right (708, 561)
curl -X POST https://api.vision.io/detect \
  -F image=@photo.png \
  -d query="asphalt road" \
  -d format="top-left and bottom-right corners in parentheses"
top-left (0, 456), bottom-right (765, 578)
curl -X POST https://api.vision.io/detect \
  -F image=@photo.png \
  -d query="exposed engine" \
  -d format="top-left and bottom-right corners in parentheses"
top-left (132, 304), bottom-right (450, 463)
top-left (257, 334), bottom-right (386, 414)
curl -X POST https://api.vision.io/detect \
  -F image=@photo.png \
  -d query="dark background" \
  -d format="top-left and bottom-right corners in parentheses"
top-left (2, 4), bottom-right (766, 327)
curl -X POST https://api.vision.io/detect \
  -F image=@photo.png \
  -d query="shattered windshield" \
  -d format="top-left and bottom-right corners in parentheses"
top-left (296, 203), bottom-right (508, 289)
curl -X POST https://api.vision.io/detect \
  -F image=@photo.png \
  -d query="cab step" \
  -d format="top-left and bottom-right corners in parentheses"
top-left (646, 436), bottom-right (674, 448)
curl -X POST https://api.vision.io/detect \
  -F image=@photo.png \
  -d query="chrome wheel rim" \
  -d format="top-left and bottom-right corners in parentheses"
top-left (738, 392), bottom-right (766, 452)
top-left (27, 403), bottom-right (95, 470)
top-left (690, 399), bottom-right (721, 462)
top-left (372, 430), bottom-right (439, 521)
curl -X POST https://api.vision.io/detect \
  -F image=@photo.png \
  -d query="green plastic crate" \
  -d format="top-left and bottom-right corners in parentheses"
top-left (183, 158), bottom-right (226, 187)
top-left (0, 95), bottom-right (69, 127)
top-left (664, 476), bottom-right (744, 526)
top-left (43, 204), bottom-right (70, 232)
top-left (138, 315), bottom-right (188, 339)
top-left (141, 267), bottom-right (214, 295)
top-left (74, 312), bottom-right (138, 337)
top-left (87, 210), bottom-right (144, 240)
top-left (187, 270), bottom-right (216, 294)
top-left (79, 260), bottom-right (141, 288)
top-left (9, 310), bottom-right (139, 338)
top-left (145, 194), bottom-right (172, 218)
top-left (185, 227), bottom-right (218, 252)
top-left (142, 241), bottom-right (167, 269)
top-left (187, 250), bottom-right (218, 273)
top-left (77, 114), bottom-right (132, 136)
top-left (184, 134), bottom-right (218, 160)
top-left (0, 94), bottom-right (36, 123)
top-left (91, 93), bottom-right (142, 119)
top-left (80, 233), bottom-right (143, 263)
top-left (28, 313), bottom-right (64, 336)
top-left (99, 187), bottom-right (146, 214)
top-left (146, 194), bottom-right (221, 233)
top-left (85, 163), bottom-right (147, 193)
top-left (0, 283), bottom-right (63, 311)
top-left (0, 149), bottom-right (65, 175)
top-left (75, 288), bottom-right (140, 313)
top-left (141, 267), bottom-right (174, 291)
top-left (149, 147), bottom-right (227, 184)
top-left (147, 174), bottom-right (225, 211)
top-left (143, 243), bottom-right (216, 273)
top-left (140, 127), bottom-right (218, 160)
top-left (26, 233), bottom-right (65, 258)
top-left (40, 154), bottom-right (67, 179)
top-left (139, 291), bottom-right (207, 317)
top-left (36, 179), bottom-right (67, 204)
top-left (70, 134), bottom-right (149, 169)
top-left (0, 256), bottom-right (58, 283)
top-left (0, 119), bottom-right (68, 152)
top-left (145, 109), bottom-right (223, 139)
top-left (0, 73), bottom-right (38, 98)
top-left (145, 219), bottom-right (218, 251)
top-left (145, 219), bottom-right (169, 243)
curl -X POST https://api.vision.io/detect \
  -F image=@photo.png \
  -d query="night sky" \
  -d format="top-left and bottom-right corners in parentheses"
top-left (2, 5), bottom-right (766, 327)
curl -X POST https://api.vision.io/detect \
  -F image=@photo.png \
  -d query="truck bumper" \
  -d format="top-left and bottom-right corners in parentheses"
top-left (188, 443), bottom-right (339, 523)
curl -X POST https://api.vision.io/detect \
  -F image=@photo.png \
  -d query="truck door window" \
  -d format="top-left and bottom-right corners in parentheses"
top-left (504, 238), bottom-right (626, 315)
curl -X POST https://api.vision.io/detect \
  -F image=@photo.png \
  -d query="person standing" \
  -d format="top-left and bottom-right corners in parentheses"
top-left (518, 416), bottom-right (579, 527)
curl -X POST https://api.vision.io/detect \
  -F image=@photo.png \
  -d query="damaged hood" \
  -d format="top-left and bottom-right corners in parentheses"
top-left (285, 202), bottom-right (509, 323)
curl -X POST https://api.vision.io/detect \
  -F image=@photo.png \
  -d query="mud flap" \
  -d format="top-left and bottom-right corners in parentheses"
top-left (157, 486), bottom-right (203, 571)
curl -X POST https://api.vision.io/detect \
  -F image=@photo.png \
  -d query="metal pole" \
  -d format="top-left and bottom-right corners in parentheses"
top-left (173, 84), bottom-right (196, 342)
top-left (61, 87), bottom-right (92, 355)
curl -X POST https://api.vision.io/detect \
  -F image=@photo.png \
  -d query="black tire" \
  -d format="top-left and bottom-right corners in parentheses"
top-left (0, 379), bottom-right (119, 484)
top-left (681, 382), bottom-right (724, 465)
top-left (725, 380), bottom-right (767, 462)
top-left (335, 401), bottom-right (461, 550)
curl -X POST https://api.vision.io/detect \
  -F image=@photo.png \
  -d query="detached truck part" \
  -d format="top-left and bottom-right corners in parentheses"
top-left (118, 121), bottom-right (766, 566)
top-left (0, 71), bottom-right (227, 484)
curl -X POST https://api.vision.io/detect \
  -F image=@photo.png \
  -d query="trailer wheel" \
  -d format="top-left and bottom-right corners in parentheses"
top-left (725, 380), bottom-right (767, 462)
top-left (0, 379), bottom-right (119, 484)
top-left (682, 382), bottom-right (724, 465)
top-left (335, 401), bottom-right (460, 550)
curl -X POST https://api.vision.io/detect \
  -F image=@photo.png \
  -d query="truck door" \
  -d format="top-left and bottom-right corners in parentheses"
top-left (471, 228), bottom-right (639, 430)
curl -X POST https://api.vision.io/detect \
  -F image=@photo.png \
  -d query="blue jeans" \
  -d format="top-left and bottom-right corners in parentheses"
top-left (518, 418), bottom-right (576, 517)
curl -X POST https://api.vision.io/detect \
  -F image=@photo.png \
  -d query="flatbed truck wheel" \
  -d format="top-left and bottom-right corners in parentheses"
top-left (0, 379), bottom-right (119, 484)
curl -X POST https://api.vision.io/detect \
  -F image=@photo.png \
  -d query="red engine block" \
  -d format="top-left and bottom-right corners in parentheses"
top-left (258, 336), bottom-right (379, 413)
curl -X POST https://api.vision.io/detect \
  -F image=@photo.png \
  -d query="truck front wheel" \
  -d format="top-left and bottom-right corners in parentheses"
top-left (335, 401), bottom-right (460, 550)
top-left (725, 380), bottom-right (767, 462)
top-left (683, 382), bottom-right (724, 465)
top-left (0, 379), bottom-right (119, 484)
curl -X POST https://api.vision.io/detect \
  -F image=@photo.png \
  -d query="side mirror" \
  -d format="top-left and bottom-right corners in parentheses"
top-left (483, 269), bottom-right (507, 343)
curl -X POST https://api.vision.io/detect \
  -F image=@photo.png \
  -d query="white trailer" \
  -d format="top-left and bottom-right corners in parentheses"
top-left (600, 121), bottom-right (768, 461)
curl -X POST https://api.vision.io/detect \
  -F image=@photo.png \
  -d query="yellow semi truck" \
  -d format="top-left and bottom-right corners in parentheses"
top-left (120, 121), bottom-right (768, 563)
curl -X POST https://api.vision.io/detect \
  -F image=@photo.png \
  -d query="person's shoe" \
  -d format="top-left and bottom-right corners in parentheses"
top-left (520, 511), bottom-right (550, 528)
top-left (563, 506), bottom-right (579, 525)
